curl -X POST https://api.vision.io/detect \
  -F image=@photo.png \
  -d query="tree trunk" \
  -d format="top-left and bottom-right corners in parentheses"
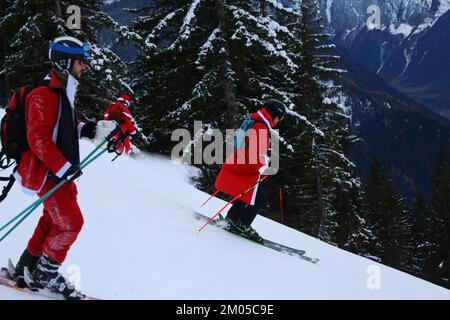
top-left (216, 0), bottom-right (236, 129)
top-left (54, 0), bottom-right (63, 18)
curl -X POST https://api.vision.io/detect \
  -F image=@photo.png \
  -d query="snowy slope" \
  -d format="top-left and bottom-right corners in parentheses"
top-left (0, 137), bottom-right (449, 299)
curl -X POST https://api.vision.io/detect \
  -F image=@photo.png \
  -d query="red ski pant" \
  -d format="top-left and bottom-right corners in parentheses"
top-left (26, 180), bottom-right (84, 264)
top-left (112, 129), bottom-right (131, 155)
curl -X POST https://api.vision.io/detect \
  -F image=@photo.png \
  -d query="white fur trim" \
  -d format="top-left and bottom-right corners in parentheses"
top-left (78, 122), bottom-right (86, 139)
top-left (66, 74), bottom-right (79, 110)
top-left (250, 176), bottom-right (261, 206)
top-left (55, 161), bottom-right (72, 178)
top-left (13, 172), bottom-right (36, 196)
top-left (52, 93), bottom-right (62, 143)
top-left (257, 111), bottom-right (272, 130)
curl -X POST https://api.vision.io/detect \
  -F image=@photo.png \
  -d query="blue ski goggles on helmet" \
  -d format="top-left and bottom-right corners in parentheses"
top-left (50, 42), bottom-right (92, 59)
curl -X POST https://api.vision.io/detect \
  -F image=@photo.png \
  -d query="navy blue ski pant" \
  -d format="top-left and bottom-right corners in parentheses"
top-left (225, 187), bottom-right (266, 226)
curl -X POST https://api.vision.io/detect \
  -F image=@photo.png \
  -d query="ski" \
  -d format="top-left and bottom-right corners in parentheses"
top-left (0, 265), bottom-right (99, 300)
top-left (195, 213), bottom-right (319, 264)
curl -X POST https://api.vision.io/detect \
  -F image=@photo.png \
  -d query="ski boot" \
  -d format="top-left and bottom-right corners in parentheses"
top-left (225, 218), bottom-right (242, 235)
top-left (235, 224), bottom-right (263, 243)
top-left (226, 219), bottom-right (263, 243)
top-left (11, 250), bottom-right (40, 289)
top-left (24, 255), bottom-right (86, 300)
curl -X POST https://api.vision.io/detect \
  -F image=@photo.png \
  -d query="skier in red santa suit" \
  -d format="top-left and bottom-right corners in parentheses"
top-left (215, 99), bottom-right (286, 242)
top-left (103, 94), bottom-right (136, 155)
top-left (11, 36), bottom-right (106, 300)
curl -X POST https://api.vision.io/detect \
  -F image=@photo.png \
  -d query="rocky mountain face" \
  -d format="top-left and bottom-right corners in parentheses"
top-left (320, 0), bottom-right (450, 117)
top-left (334, 45), bottom-right (450, 199)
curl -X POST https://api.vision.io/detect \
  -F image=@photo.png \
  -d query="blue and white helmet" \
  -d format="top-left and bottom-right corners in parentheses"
top-left (48, 36), bottom-right (92, 71)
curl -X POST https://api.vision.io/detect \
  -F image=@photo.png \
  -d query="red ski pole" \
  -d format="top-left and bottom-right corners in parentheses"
top-left (279, 187), bottom-right (284, 224)
top-left (201, 190), bottom-right (220, 207)
top-left (197, 175), bottom-right (269, 233)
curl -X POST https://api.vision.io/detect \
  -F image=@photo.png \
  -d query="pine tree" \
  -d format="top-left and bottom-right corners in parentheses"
top-left (0, 0), bottom-right (13, 105)
top-left (130, 0), bottom-right (304, 184)
top-left (0, 0), bottom-right (130, 120)
top-left (427, 145), bottom-right (450, 284)
top-left (274, 0), bottom-right (361, 247)
top-left (130, 0), bottom-right (363, 251)
top-left (362, 159), bottom-right (415, 270)
top-left (410, 192), bottom-right (432, 276)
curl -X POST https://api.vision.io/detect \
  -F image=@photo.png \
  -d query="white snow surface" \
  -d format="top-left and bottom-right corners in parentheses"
top-left (438, 0), bottom-right (450, 15)
top-left (326, 0), bottom-right (333, 24)
top-left (389, 23), bottom-right (414, 37)
top-left (0, 131), bottom-right (449, 299)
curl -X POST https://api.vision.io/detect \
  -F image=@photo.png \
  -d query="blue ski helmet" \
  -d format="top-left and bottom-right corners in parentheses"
top-left (49, 36), bottom-right (92, 71)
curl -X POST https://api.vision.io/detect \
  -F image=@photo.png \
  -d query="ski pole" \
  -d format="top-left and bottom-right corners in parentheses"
top-left (0, 147), bottom-right (109, 240)
top-left (0, 130), bottom-right (120, 242)
top-left (0, 148), bottom-right (109, 242)
top-left (201, 190), bottom-right (220, 207)
top-left (197, 175), bottom-right (268, 233)
top-left (279, 187), bottom-right (284, 224)
top-left (0, 125), bottom-right (120, 217)
top-left (0, 137), bottom-right (109, 224)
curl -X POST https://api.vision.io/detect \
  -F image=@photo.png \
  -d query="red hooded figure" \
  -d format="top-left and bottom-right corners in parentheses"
top-left (103, 94), bottom-right (137, 154)
top-left (214, 99), bottom-right (286, 241)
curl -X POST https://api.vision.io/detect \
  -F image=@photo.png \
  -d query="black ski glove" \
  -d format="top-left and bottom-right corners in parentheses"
top-left (61, 165), bottom-right (83, 182)
top-left (80, 121), bottom-right (97, 140)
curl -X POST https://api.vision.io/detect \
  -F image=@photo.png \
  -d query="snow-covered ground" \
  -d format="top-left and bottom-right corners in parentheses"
top-left (0, 137), bottom-right (449, 300)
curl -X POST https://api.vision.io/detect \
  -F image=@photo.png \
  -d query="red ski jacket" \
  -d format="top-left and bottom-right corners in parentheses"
top-left (103, 102), bottom-right (136, 136)
top-left (14, 70), bottom-right (85, 194)
top-left (215, 107), bottom-right (275, 205)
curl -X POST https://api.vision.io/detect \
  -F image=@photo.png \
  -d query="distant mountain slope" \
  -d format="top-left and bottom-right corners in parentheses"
top-left (384, 10), bottom-right (450, 118)
top-left (335, 45), bottom-right (450, 198)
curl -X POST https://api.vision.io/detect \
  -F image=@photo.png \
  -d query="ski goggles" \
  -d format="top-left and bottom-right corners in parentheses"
top-left (50, 42), bottom-right (92, 59)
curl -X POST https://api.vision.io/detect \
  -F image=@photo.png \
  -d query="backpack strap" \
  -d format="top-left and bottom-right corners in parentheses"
top-left (0, 151), bottom-right (14, 170)
top-left (0, 166), bottom-right (17, 203)
top-left (233, 116), bottom-right (270, 150)
top-left (0, 80), bottom-right (53, 203)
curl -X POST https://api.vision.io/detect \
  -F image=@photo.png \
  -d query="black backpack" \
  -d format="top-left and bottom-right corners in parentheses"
top-left (0, 81), bottom-right (50, 202)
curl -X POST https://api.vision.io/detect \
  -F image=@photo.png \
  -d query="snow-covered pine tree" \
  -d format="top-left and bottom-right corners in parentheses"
top-left (68, 0), bottom-right (134, 119)
top-left (0, 0), bottom-right (59, 98)
top-left (130, 0), bottom-right (305, 187)
top-left (274, 0), bottom-right (361, 247)
top-left (0, 0), bottom-right (12, 105)
top-left (0, 0), bottom-right (130, 120)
